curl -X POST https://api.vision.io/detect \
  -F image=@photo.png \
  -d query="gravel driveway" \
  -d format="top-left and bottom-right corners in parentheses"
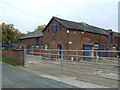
top-left (24, 55), bottom-right (119, 88)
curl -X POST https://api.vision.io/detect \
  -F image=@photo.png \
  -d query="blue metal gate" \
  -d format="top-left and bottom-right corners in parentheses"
top-left (83, 45), bottom-right (90, 60)
top-left (99, 46), bottom-right (104, 57)
top-left (105, 46), bottom-right (109, 57)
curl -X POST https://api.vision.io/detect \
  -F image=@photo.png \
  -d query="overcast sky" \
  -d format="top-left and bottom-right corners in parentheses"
top-left (0, 0), bottom-right (119, 33)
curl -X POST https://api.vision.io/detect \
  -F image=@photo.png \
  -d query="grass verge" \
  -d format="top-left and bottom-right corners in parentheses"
top-left (0, 56), bottom-right (20, 66)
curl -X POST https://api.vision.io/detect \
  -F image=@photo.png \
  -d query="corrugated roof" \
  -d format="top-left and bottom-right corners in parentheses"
top-left (54, 17), bottom-right (108, 35)
top-left (19, 30), bottom-right (43, 39)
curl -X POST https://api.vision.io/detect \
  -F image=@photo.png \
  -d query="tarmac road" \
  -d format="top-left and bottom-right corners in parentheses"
top-left (2, 62), bottom-right (77, 88)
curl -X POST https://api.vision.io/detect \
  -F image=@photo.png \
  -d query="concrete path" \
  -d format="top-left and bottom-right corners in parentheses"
top-left (23, 67), bottom-right (110, 88)
top-left (2, 63), bottom-right (76, 88)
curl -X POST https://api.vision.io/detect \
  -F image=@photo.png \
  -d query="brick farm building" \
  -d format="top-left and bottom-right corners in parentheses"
top-left (19, 17), bottom-right (120, 59)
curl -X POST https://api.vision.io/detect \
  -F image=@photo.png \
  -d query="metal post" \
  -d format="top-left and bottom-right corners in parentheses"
top-left (96, 51), bottom-right (99, 75)
top-left (60, 50), bottom-right (64, 70)
top-left (49, 50), bottom-right (50, 61)
top-left (76, 51), bottom-right (78, 61)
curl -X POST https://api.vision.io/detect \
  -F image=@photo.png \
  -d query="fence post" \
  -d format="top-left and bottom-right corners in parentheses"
top-left (96, 51), bottom-right (99, 75)
top-left (49, 50), bottom-right (50, 60)
top-left (60, 50), bottom-right (64, 70)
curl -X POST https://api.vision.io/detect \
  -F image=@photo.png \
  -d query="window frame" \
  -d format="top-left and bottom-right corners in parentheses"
top-left (45, 43), bottom-right (49, 50)
top-left (52, 25), bottom-right (57, 32)
top-left (36, 37), bottom-right (40, 45)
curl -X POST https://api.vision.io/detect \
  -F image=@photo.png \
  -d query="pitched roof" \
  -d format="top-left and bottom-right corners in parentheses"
top-left (19, 30), bottom-right (43, 39)
top-left (43, 16), bottom-right (108, 35)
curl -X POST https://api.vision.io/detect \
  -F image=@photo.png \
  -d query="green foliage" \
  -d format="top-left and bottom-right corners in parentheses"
top-left (2, 23), bottom-right (25, 44)
top-left (34, 24), bottom-right (46, 32)
top-left (0, 56), bottom-right (20, 66)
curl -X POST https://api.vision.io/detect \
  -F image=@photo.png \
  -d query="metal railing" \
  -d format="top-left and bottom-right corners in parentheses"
top-left (24, 49), bottom-right (120, 81)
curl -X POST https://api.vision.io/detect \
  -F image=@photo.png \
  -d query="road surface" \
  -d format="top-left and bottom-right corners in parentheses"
top-left (2, 62), bottom-right (76, 88)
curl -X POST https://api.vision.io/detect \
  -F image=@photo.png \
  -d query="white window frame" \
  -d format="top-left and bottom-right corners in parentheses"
top-left (45, 43), bottom-right (49, 50)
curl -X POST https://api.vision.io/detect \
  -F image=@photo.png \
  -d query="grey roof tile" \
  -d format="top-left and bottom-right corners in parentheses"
top-left (54, 17), bottom-right (108, 35)
top-left (19, 30), bottom-right (43, 39)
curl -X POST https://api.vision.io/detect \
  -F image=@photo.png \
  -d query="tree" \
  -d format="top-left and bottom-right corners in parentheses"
top-left (34, 24), bottom-right (46, 32)
top-left (2, 23), bottom-right (25, 44)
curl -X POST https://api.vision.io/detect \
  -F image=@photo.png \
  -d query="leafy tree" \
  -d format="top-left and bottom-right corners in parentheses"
top-left (34, 24), bottom-right (46, 32)
top-left (2, 23), bottom-right (25, 44)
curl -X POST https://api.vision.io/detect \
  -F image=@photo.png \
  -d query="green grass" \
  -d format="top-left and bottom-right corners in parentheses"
top-left (0, 56), bottom-right (20, 66)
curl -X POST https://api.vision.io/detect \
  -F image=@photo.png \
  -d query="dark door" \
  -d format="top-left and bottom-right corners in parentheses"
top-left (83, 45), bottom-right (90, 60)
top-left (58, 44), bottom-right (62, 59)
top-left (99, 46), bottom-right (104, 57)
top-left (105, 47), bottom-right (109, 57)
top-left (27, 46), bottom-right (30, 54)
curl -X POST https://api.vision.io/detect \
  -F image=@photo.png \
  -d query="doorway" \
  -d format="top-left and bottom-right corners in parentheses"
top-left (58, 44), bottom-right (62, 59)
top-left (83, 45), bottom-right (94, 60)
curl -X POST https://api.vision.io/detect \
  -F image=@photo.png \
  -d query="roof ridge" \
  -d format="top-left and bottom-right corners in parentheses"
top-left (54, 16), bottom-right (83, 25)
top-left (54, 16), bottom-right (106, 31)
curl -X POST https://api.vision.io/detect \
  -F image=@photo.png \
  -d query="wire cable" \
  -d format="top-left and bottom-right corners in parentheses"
top-left (0, 0), bottom-right (49, 20)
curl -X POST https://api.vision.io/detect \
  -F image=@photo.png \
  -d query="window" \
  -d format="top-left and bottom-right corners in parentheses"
top-left (19, 46), bottom-right (22, 49)
top-left (113, 45), bottom-right (116, 50)
top-left (74, 32), bottom-right (77, 35)
top-left (110, 33), bottom-right (113, 43)
top-left (67, 30), bottom-right (70, 34)
top-left (32, 46), bottom-right (34, 49)
top-left (81, 31), bottom-right (84, 34)
top-left (52, 25), bottom-right (57, 32)
top-left (20, 40), bottom-right (22, 43)
top-left (94, 45), bottom-right (99, 49)
top-left (106, 46), bottom-right (109, 49)
top-left (36, 45), bottom-right (39, 49)
top-left (27, 46), bottom-right (30, 49)
top-left (45, 43), bottom-right (49, 49)
top-left (94, 42), bottom-right (99, 49)
top-left (36, 37), bottom-right (40, 45)
top-left (41, 44), bottom-right (43, 48)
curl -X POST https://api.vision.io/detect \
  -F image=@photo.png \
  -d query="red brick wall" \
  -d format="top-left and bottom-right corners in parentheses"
top-left (43, 19), bottom-right (108, 50)
top-left (20, 38), bottom-right (36, 46)
top-left (67, 30), bottom-right (108, 50)
top-left (2, 50), bottom-right (24, 65)
top-left (42, 19), bottom-right (120, 58)
top-left (105, 30), bottom-right (119, 50)
top-left (19, 36), bottom-right (43, 49)
top-left (43, 19), bottom-right (68, 50)
top-left (115, 37), bottom-right (120, 46)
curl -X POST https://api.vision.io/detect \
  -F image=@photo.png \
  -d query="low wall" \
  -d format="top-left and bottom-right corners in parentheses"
top-left (0, 49), bottom-right (2, 57)
top-left (2, 49), bottom-right (24, 65)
